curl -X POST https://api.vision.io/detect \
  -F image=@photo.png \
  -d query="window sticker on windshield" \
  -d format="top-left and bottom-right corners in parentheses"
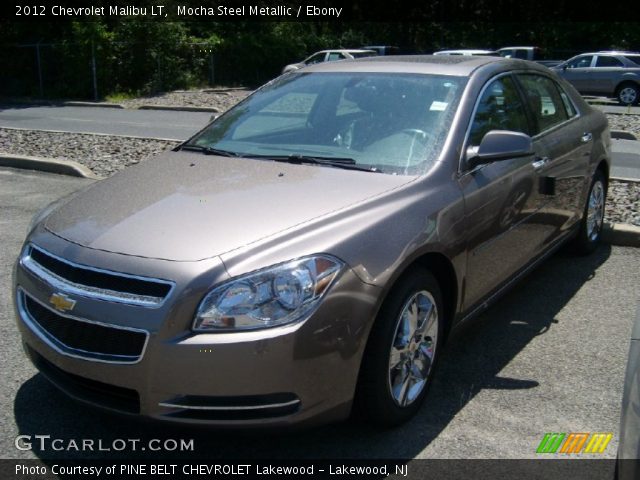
top-left (430, 101), bottom-right (448, 111)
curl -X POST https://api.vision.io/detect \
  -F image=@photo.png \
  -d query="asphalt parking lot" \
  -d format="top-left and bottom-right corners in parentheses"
top-left (1, 167), bottom-right (639, 464)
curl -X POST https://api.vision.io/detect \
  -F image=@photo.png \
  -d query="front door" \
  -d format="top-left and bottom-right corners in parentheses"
top-left (459, 74), bottom-right (548, 309)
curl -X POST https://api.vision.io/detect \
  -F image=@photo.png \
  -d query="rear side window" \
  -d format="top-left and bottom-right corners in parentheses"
top-left (624, 55), bottom-right (640, 66)
top-left (469, 75), bottom-right (530, 145)
top-left (517, 74), bottom-right (570, 134)
top-left (557, 86), bottom-right (577, 118)
top-left (596, 56), bottom-right (624, 67)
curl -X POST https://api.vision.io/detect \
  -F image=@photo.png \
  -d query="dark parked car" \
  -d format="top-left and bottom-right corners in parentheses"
top-left (14, 56), bottom-right (610, 428)
top-left (552, 51), bottom-right (640, 105)
top-left (618, 305), bottom-right (640, 479)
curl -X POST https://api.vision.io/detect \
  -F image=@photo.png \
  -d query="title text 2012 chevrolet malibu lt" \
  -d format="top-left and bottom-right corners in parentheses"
top-left (14, 56), bottom-right (610, 428)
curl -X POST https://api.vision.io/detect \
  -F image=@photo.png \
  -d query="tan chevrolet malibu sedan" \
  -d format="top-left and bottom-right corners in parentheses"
top-left (14, 56), bottom-right (610, 428)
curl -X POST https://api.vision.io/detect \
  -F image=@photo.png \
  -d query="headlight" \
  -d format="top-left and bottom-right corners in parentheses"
top-left (193, 255), bottom-right (344, 331)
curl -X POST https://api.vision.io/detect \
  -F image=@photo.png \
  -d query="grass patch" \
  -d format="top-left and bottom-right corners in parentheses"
top-left (104, 92), bottom-right (137, 103)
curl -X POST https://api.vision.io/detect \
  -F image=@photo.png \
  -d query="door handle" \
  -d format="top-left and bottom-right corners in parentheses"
top-left (532, 157), bottom-right (550, 170)
top-left (581, 132), bottom-right (593, 143)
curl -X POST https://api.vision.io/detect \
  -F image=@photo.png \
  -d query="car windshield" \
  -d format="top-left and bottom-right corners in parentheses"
top-left (185, 72), bottom-right (465, 175)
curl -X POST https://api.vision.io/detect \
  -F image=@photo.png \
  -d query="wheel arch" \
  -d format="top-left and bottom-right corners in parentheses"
top-left (596, 158), bottom-right (610, 186)
top-left (615, 79), bottom-right (640, 93)
top-left (368, 251), bottom-right (459, 343)
top-left (411, 252), bottom-right (459, 340)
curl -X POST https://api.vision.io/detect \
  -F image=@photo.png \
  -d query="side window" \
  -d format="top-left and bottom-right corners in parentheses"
top-left (595, 56), bottom-right (623, 67)
top-left (556, 84), bottom-right (577, 118)
top-left (469, 76), bottom-right (529, 145)
top-left (567, 56), bottom-right (593, 68)
top-left (517, 74), bottom-right (569, 134)
top-left (327, 52), bottom-right (346, 62)
top-left (305, 53), bottom-right (326, 65)
top-left (624, 55), bottom-right (640, 66)
top-left (513, 49), bottom-right (529, 60)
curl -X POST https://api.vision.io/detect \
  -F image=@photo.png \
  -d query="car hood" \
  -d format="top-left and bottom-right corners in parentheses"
top-left (45, 151), bottom-right (413, 261)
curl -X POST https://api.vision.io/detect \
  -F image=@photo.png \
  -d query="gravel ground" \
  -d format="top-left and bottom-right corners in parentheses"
top-left (117, 89), bottom-right (251, 111)
top-left (0, 106), bottom-right (638, 226)
top-left (0, 129), bottom-right (179, 177)
top-left (606, 113), bottom-right (640, 138)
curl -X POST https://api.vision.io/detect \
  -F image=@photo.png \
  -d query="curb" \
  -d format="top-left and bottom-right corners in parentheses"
top-left (62, 101), bottom-right (124, 109)
top-left (0, 99), bottom-right (125, 109)
top-left (603, 223), bottom-right (640, 248)
top-left (611, 176), bottom-right (640, 183)
top-left (138, 104), bottom-right (220, 113)
top-left (0, 154), bottom-right (101, 179)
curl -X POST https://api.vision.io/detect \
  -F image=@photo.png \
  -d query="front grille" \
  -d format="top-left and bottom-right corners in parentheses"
top-left (27, 346), bottom-right (140, 414)
top-left (21, 291), bottom-right (147, 363)
top-left (22, 244), bottom-right (173, 307)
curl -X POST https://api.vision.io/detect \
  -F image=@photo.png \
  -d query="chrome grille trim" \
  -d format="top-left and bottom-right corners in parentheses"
top-left (17, 287), bottom-right (149, 364)
top-left (21, 244), bottom-right (174, 308)
top-left (158, 399), bottom-right (301, 411)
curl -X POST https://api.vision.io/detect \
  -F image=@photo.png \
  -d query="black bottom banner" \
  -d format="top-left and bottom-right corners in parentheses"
top-left (2, 459), bottom-right (638, 480)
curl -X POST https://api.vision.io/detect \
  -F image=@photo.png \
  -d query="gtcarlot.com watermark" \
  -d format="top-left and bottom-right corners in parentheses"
top-left (15, 435), bottom-right (194, 452)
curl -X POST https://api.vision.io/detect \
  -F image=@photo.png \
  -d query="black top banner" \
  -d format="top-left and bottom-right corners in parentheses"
top-left (2, 0), bottom-right (640, 22)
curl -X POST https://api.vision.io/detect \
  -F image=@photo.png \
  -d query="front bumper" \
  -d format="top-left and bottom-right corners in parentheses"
top-left (13, 233), bottom-right (381, 428)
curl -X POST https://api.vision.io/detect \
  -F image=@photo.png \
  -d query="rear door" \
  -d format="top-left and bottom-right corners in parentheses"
top-left (592, 55), bottom-right (625, 94)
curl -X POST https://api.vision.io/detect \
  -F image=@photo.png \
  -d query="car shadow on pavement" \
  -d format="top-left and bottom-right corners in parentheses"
top-left (13, 245), bottom-right (612, 461)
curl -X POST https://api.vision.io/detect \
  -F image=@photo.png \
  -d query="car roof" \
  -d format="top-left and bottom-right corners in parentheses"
top-left (316, 49), bottom-right (376, 54)
top-left (578, 51), bottom-right (640, 56)
top-left (433, 49), bottom-right (496, 55)
top-left (301, 55), bottom-right (540, 77)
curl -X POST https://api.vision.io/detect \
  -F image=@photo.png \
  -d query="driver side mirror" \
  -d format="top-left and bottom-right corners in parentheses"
top-left (465, 130), bottom-right (533, 170)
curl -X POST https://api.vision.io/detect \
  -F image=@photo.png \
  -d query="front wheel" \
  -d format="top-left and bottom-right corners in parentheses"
top-left (355, 268), bottom-right (443, 427)
top-left (573, 169), bottom-right (607, 254)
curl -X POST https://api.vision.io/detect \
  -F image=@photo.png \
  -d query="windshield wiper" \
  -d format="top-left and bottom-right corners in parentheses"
top-left (180, 144), bottom-right (240, 157)
top-left (248, 154), bottom-right (383, 173)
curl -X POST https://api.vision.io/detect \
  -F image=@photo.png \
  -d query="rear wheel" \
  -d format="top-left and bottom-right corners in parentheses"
top-left (573, 169), bottom-right (607, 254)
top-left (356, 268), bottom-right (443, 427)
top-left (617, 83), bottom-right (639, 106)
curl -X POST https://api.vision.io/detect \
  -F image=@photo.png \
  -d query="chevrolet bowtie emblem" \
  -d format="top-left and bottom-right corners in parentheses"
top-left (49, 293), bottom-right (76, 313)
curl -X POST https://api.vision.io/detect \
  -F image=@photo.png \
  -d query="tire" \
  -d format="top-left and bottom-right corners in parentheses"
top-left (617, 83), bottom-right (639, 106)
top-left (573, 169), bottom-right (607, 254)
top-left (355, 268), bottom-right (444, 427)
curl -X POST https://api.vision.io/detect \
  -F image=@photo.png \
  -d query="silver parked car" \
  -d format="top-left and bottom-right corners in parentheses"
top-left (433, 49), bottom-right (497, 56)
top-left (552, 51), bottom-right (640, 105)
top-left (14, 56), bottom-right (610, 428)
top-left (281, 49), bottom-right (376, 74)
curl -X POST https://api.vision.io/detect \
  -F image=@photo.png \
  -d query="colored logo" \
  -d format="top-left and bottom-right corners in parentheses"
top-left (49, 293), bottom-right (76, 313)
top-left (536, 432), bottom-right (612, 454)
